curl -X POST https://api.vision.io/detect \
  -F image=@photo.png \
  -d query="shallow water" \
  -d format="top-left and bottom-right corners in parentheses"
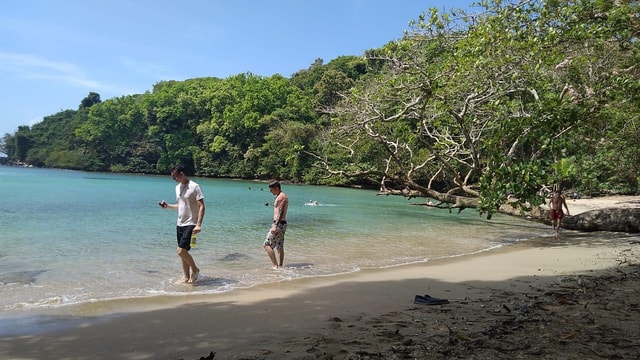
top-left (0, 166), bottom-right (552, 314)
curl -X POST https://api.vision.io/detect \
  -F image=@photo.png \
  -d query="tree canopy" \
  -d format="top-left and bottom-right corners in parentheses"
top-left (312, 0), bottom-right (639, 214)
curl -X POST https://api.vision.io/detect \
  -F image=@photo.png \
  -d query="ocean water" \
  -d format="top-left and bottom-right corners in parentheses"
top-left (0, 166), bottom-right (551, 316)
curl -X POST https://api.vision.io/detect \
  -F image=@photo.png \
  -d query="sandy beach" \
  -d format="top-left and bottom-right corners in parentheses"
top-left (561, 194), bottom-right (640, 215)
top-left (1, 196), bottom-right (639, 360)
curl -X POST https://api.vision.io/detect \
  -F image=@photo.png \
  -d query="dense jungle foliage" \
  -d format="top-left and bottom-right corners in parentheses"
top-left (2, 0), bottom-right (638, 215)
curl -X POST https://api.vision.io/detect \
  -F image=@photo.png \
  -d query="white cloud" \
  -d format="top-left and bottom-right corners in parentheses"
top-left (0, 52), bottom-right (85, 79)
top-left (0, 52), bottom-right (132, 94)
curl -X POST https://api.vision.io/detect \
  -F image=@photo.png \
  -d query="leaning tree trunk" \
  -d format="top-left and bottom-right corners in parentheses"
top-left (396, 189), bottom-right (639, 233)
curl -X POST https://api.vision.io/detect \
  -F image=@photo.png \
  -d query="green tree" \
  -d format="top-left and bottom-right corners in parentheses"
top-left (196, 73), bottom-right (318, 179)
top-left (1, 133), bottom-right (15, 158)
top-left (14, 127), bottom-right (32, 162)
top-left (75, 95), bottom-right (148, 171)
top-left (80, 92), bottom-right (102, 109)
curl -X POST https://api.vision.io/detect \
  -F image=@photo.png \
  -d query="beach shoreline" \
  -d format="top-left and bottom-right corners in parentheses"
top-left (1, 195), bottom-right (639, 360)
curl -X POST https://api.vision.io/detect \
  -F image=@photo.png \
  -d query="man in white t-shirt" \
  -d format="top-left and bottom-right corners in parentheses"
top-left (158, 164), bottom-right (205, 283)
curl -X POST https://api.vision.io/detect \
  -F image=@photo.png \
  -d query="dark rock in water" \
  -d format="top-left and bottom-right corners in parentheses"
top-left (0, 270), bottom-right (46, 285)
top-left (220, 252), bottom-right (250, 261)
top-left (285, 262), bottom-right (314, 269)
top-left (198, 351), bottom-right (215, 360)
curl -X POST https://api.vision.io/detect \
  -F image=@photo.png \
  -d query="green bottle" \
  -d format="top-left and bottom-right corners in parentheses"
top-left (190, 233), bottom-right (197, 248)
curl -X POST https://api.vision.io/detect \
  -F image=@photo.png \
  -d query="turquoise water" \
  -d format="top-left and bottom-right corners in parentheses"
top-left (0, 165), bottom-right (548, 313)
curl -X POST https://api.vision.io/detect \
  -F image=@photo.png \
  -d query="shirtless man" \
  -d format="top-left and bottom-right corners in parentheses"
top-left (548, 190), bottom-right (570, 234)
top-left (263, 180), bottom-right (288, 269)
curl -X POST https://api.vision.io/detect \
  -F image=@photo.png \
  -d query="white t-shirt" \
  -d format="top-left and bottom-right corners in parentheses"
top-left (175, 180), bottom-right (204, 226)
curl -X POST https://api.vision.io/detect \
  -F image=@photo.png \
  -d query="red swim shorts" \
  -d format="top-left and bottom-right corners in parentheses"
top-left (550, 209), bottom-right (564, 221)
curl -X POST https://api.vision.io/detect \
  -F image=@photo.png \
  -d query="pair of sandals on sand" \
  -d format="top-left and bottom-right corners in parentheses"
top-left (414, 294), bottom-right (449, 305)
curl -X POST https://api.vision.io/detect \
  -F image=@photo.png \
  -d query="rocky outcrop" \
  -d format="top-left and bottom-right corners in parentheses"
top-left (561, 207), bottom-right (640, 233)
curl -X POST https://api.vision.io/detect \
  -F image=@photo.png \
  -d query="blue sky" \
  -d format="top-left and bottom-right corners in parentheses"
top-left (0, 0), bottom-right (475, 137)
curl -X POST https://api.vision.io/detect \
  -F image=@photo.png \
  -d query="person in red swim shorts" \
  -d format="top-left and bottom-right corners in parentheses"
top-left (548, 190), bottom-right (570, 234)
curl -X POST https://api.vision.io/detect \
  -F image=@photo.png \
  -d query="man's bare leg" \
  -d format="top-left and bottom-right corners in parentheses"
top-left (277, 249), bottom-right (284, 268)
top-left (178, 248), bottom-right (199, 282)
top-left (264, 245), bottom-right (279, 269)
top-left (181, 258), bottom-right (190, 282)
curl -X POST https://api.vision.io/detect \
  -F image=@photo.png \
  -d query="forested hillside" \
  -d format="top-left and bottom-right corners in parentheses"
top-left (2, 0), bottom-right (638, 215)
top-left (1, 55), bottom-right (365, 183)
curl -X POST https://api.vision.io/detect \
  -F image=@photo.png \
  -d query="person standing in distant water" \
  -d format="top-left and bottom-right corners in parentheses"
top-left (158, 164), bottom-right (204, 283)
top-left (263, 180), bottom-right (288, 269)
top-left (548, 190), bottom-right (570, 234)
